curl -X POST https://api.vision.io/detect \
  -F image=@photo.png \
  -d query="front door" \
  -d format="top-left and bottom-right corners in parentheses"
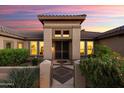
top-left (55, 41), bottom-right (69, 59)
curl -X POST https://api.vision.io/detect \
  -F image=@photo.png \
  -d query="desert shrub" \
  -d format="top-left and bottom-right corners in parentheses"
top-left (80, 44), bottom-right (124, 87)
top-left (94, 44), bottom-right (113, 57)
top-left (0, 68), bottom-right (39, 88)
top-left (0, 49), bottom-right (29, 66)
top-left (0, 49), bottom-right (15, 66)
top-left (14, 49), bottom-right (29, 64)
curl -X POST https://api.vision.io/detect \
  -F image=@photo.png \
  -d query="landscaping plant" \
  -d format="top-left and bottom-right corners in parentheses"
top-left (0, 68), bottom-right (39, 88)
top-left (0, 49), bottom-right (29, 66)
top-left (32, 56), bottom-right (38, 66)
top-left (80, 44), bottom-right (124, 88)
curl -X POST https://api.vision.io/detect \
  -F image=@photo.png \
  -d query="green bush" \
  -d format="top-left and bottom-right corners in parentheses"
top-left (80, 44), bottom-right (124, 88)
top-left (0, 49), bottom-right (29, 66)
top-left (0, 68), bottom-right (39, 88)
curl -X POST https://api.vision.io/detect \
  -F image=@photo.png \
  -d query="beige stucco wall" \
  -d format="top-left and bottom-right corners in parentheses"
top-left (0, 36), bottom-right (3, 48)
top-left (97, 35), bottom-right (124, 56)
top-left (43, 21), bottom-right (81, 28)
top-left (0, 36), bottom-right (26, 49)
top-left (74, 60), bottom-right (86, 88)
top-left (43, 28), bottom-right (52, 60)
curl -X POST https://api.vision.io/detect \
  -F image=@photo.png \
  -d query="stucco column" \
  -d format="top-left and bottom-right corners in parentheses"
top-left (72, 28), bottom-right (80, 60)
top-left (24, 41), bottom-right (29, 49)
top-left (43, 28), bottom-right (52, 60)
top-left (14, 41), bottom-right (17, 48)
top-left (0, 37), bottom-right (3, 49)
top-left (40, 60), bottom-right (51, 88)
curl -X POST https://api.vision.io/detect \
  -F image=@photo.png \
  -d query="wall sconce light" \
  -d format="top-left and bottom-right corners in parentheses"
top-left (52, 47), bottom-right (54, 52)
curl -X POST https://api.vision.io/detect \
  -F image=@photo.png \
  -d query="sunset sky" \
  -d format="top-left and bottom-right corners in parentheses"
top-left (0, 5), bottom-right (124, 32)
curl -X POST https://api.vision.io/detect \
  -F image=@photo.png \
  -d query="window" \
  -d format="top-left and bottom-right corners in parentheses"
top-left (30, 41), bottom-right (37, 55)
top-left (80, 41), bottom-right (85, 56)
top-left (87, 41), bottom-right (93, 55)
top-left (55, 30), bottom-right (61, 37)
top-left (39, 41), bottom-right (44, 56)
top-left (4, 41), bottom-right (13, 49)
top-left (80, 41), bottom-right (94, 56)
top-left (17, 42), bottom-right (23, 49)
top-left (6, 42), bottom-right (12, 49)
top-left (63, 30), bottom-right (69, 37)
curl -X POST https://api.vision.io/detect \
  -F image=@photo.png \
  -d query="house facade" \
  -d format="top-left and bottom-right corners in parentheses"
top-left (0, 14), bottom-right (124, 61)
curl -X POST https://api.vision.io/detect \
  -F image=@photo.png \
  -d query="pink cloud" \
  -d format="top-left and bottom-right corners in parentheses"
top-left (0, 5), bottom-right (124, 32)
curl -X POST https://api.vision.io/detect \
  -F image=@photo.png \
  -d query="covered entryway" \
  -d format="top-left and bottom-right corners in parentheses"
top-left (55, 41), bottom-right (70, 59)
top-left (38, 15), bottom-right (86, 60)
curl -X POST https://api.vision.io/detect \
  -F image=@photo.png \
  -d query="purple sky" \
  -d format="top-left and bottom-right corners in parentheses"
top-left (0, 5), bottom-right (124, 32)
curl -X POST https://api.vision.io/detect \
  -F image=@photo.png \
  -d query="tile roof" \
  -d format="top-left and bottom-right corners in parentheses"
top-left (38, 14), bottom-right (87, 24)
top-left (80, 30), bottom-right (102, 40)
top-left (1, 25), bottom-right (124, 40)
top-left (0, 26), bottom-right (43, 39)
top-left (38, 14), bottom-right (86, 17)
top-left (96, 25), bottom-right (124, 39)
top-left (0, 26), bottom-right (24, 38)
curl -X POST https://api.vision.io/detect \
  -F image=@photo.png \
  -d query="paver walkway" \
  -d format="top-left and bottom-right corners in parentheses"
top-left (51, 64), bottom-right (74, 88)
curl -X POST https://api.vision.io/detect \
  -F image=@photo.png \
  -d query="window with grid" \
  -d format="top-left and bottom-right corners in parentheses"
top-left (63, 30), bottom-right (69, 37)
top-left (55, 30), bottom-right (61, 37)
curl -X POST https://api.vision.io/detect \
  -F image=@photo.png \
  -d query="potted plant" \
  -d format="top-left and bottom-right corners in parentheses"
top-left (32, 56), bottom-right (38, 66)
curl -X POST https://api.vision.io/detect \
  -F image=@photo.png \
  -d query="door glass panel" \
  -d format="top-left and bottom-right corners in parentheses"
top-left (63, 41), bottom-right (69, 59)
top-left (55, 41), bottom-right (62, 59)
top-left (55, 41), bottom-right (69, 59)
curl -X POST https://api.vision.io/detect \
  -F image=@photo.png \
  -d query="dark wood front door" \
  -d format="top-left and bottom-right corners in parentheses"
top-left (55, 41), bottom-right (69, 59)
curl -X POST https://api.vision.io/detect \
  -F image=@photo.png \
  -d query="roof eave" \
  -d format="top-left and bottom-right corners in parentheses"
top-left (38, 14), bottom-right (87, 25)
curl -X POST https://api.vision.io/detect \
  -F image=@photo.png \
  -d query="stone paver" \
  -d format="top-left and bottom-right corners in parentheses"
top-left (51, 64), bottom-right (74, 88)
top-left (52, 78), bottom-right (74, 88)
